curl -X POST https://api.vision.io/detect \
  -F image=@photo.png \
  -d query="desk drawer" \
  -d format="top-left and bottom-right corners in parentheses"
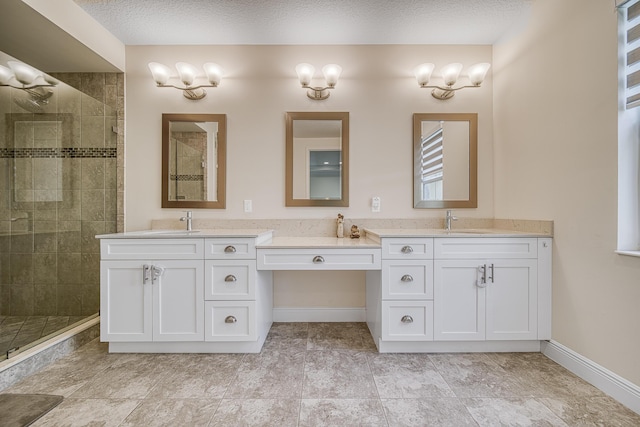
top-left (382, 301), bottom-right (433, 341)
top-left (205, 260), bottom-right (256, 300)
top-left (382, 238), bottom-right (433, 260)
top-left (382, 260), bottom-right (433, 300)
top-left (256, 248), bottom-right (381, 270)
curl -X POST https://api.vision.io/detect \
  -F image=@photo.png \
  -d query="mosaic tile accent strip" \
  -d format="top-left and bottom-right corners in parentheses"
top-left (170, 174), bottom-right (204, 181)
top-left (0, 148), bottom-right (117, 159)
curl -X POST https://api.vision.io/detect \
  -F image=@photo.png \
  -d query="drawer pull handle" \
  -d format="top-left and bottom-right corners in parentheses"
top-left (313, 256), bottom-right (325, 264)
top-left (401, 315), bottom-right (414, 324)
top-left (224, 275), bottom-right (237, 282)
top-left (400, 274), bottom-right (413, 282)
top-left (401, 246), bottom-right (413, 254)
top-left (224, 245), bottom-right (237, 253)
top-left (225, 315), bottom-right (237, 324)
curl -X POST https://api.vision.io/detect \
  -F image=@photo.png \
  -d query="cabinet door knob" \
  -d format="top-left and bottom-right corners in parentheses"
top-left (225, 315), bottom-right (237, 324)
top-left (313, 255), bottom-right (325, 264)
top-left (224, 245), bottom-right (237, 253)
top-left (401, 315), bottom-right (414, 324)
top-left (400, 274), bottom-right (414, 282)
top-left (401, 246), bottom-right (413, 254)
top-left (224, 274), bottom-right (237, 282)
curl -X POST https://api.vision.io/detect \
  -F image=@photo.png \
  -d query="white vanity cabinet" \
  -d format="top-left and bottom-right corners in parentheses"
top-left (98, 230), bottom-right (273, 353)
top-left (433, 238), bottom-right (548, 342)
top-left (367, 232), bottom-right (552, 353)
top-left (100, 239), bottom-right (205, 342)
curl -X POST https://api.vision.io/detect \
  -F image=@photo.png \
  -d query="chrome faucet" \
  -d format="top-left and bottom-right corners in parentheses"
top-left (179, 211), bottom-right (193, 231)
top-left (445, 210), bottom-right (458, 231)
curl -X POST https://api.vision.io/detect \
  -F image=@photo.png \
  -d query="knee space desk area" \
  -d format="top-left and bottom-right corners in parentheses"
top-left (97, 228), bottom-right (552, 354)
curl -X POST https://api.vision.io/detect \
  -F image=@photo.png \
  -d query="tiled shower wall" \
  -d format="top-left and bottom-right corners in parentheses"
top-left (0, 72), bottom-right (124, 316)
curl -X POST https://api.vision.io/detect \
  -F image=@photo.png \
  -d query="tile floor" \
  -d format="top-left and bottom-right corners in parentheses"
top-left (0, 315), bottom-right (89, 358)
top-left (3, 322), bottom-right (640, 426)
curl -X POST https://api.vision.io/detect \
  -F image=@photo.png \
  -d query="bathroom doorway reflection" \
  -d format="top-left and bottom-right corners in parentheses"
top-left (0, 51), bottom-right (123, 360)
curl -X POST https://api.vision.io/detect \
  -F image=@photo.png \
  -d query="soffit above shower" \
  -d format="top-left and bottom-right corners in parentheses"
top-left (72, 0), bottom-right (533, 45)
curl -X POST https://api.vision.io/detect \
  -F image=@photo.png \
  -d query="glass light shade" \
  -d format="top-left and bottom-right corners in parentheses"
top-left (0, 65), bottom-right (14, 85)
top-left (441, 63), bottom-right (463, 86)
top-left (203, 62), bottom-right (223, 86)
top-left (322, 64), bottom-right (342, 87)
top-left (467, 62), bottom-right (491, 86)
top-left (148, 62), bottom-right (171, 85)
top-left (413, 63), bottom-right (435, 86)
top-left (42, 74), bottom-right (60, 86)
top-left (295, 63), bottom-right (315, 86)
top-left (8, 61), bottom-right (39, 85)
top-left (176, 62), bottom-right (198, 86)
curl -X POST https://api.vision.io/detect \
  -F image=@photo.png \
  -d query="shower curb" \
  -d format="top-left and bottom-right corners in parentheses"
top-left (0, 317), bottom-right (100, 392)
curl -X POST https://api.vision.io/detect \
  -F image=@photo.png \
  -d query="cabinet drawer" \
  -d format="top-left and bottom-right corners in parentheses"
top-left (382, 260), bottom-right (433, 300)
top-left (100, 239), bottom-right (204, 260)
top-left (382, 301), bottom-right (433, 341)
top-left (205, 301), bottom-right (256, 341)
top-left (382, 238), bottom-right (433, 260)
top-left (256, 248), bottom-right (381, 270)
top-left (205, 260), bottom-right (256, 300)
top-left (434, 238), bottom-right (538, 259)
top-left (205, 238), bottom-right (256, 259)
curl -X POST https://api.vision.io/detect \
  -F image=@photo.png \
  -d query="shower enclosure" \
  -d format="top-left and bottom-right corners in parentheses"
top-left (0, 51), bottom-right (123, 360)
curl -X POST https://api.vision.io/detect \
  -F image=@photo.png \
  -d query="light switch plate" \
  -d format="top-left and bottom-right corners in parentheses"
top-left (243, 200), bottom-right (252, 213)
top-left (372, 196), bottom-right (381, 212)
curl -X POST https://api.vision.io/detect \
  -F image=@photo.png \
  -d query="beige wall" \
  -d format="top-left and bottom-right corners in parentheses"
top-left (493, 0), bottom-right (640, 385)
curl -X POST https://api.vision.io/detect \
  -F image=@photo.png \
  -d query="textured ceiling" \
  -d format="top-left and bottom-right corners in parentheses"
top-left (73, 0), bottom-right (533, 45)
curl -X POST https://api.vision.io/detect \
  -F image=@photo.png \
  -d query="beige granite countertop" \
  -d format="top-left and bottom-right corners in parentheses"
top-left (95, 229), bottom-right (273, 239)
top-left (364, 228), bottom-right (551, 242)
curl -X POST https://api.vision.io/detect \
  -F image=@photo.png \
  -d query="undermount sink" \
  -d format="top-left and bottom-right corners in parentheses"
top-left (446, 229), bottom-right (494, 235)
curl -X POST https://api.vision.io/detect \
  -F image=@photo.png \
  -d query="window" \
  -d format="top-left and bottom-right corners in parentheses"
top-left (618, 0), bottom-right (640, 255)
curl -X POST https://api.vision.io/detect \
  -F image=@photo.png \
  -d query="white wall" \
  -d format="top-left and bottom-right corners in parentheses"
top-left (493, 0), bottom-right (640, 385)
top-left (125, 45), bottom-right (493, 230)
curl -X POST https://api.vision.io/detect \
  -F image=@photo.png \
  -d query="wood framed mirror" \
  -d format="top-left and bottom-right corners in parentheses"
top-left (162, 113), bottom-right (226, 208)
top-left (285, 111), bottom-right (349, 207)
top-left (413, 113), bottom-right (477, 208)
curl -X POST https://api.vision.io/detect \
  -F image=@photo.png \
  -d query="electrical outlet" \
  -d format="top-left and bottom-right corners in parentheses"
top-left (372, 196), bottom-right (381, 212)
top-left (243, 200), bottom-right (252, 213)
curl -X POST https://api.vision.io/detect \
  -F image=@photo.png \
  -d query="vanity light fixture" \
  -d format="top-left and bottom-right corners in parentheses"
top-left (413, 62), bottom-right (491, 100)
top-left (0, 60), bottom-right (58, 99)
top-left (148, 62), bottom-right (223, 100)
top-left (295, 63), bottom-right (342, 100)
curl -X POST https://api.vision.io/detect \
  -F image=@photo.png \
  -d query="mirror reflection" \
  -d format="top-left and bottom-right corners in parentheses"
top-left (413, 113), bottom-right (477, 208)
top-left (162, 114), bottom-right (226, 208)
top-left (286, 112), bottom-right (349, 207)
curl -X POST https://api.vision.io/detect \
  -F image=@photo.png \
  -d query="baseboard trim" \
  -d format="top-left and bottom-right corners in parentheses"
top-left (273, 307), bottom-right (366, 322)
top-left (542, 340), bottom-right (640, 415)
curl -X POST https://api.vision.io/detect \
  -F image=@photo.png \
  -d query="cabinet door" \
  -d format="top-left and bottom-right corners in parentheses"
top-left (100, 260), bottom-right (152, 341)
top-left (486, 259), bottom-right (537, 340)
top-left (152, 260), bottom-right (204, 342)
top-left (434, 259), bottom-right (485, 341)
